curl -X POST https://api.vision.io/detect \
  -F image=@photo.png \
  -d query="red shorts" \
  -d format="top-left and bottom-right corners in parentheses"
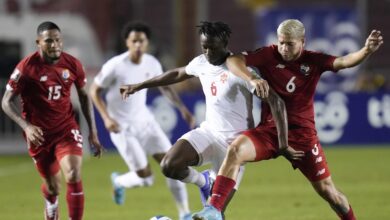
top-left (27, 127), bottom-right (83, 178)
top-left (243, 126), bottom-right (330, 182)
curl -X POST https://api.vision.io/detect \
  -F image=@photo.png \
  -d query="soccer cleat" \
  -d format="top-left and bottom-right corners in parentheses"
top-left (199, 170), bottom-right (213, 205)
top-left (192, 205), bottom-right (222, 220)
top-left (180, 213), bottom-right (193, 220)
top-left (44, 199), bottom-right (59, 220)
top-left (111, 172), bottom-right (125, 205)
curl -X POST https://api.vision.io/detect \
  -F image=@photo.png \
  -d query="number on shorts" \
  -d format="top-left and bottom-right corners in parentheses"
top-left (71, 129), bottom-right (83, 144)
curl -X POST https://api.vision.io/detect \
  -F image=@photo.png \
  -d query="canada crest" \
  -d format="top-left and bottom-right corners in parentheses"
top-left (62, 69), bottom-right (70, 81)
top-left (220, 72), bottom-right (228, 83)
top-left (300, 64), bottom-right (310, 76)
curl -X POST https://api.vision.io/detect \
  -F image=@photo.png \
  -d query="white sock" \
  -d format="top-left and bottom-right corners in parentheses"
top-left (181, 167), bottom-right (206, 187)
top-left (114, 171), bottom-right (144, 188)
top-left (166, 178), bottom-right (190, 217)
top-left (142, 175), bottom-right (154, 187)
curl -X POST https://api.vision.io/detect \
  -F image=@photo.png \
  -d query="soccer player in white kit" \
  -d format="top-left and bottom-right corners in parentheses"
top-left (89, 22), bottom-right (195, 220)
top-left (120, 21), bottom-right (289, 215)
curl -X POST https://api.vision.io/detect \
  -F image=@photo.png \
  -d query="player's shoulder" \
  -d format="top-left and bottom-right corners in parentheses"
top-left (189, 54), bottom-right (208, 65)
top-left (104, 51), bottom-right (129, 66)
top-left (61, 51), bottom-right (81, 63)
top-left (19, 51), bottom-right (40, 66)
top-left (142, 53), bottom-right (162, 65)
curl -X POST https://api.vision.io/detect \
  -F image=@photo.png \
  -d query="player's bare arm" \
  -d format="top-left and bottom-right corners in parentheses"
top-left (260, 89), bottom-right (305, 161)
top-left (89, 82), bottom-right (120, 133)
top-left (333, 30), bottom-right (383, 70)
top-left (158, 86), bottom-right (196, 129)
top-left (119, 66), bottom-right (194, 99)
top-left (76, 86), bottom-right (104, 157)
top-left (226, 54), bottom-right (269, 98)
top-left (2, 90), bottom-right (45, 146)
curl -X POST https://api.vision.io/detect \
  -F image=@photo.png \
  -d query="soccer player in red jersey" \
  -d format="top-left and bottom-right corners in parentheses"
top-left (193, 19), bottom-right (383, 220)
top-left (2, 21), bottom-right (104, 220)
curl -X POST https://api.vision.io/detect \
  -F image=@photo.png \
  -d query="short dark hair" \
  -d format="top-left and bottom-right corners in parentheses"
top-left (197, 21), bottom-right (232, 46)
top-left (37, 21), bottom-right (61, 35)
top-left (122, 22), bottom-right (151, 40)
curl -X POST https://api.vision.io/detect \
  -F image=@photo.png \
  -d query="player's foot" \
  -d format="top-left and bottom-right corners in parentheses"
top-left (111, 172), bottom-right (125, 205)
top-left (180, 213), bottom-right (193, 220)
top-left (192, 205), bottom-right (222, 220)
top-left (44, 199), bottom-right (59, 220)
top-left (199, 170), bottom-right (212, 205)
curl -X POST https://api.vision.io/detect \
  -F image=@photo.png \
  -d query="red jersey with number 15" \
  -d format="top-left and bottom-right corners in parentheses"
top-left (244, 45), bottom-right (337, 133)
top-left (6, 51), bottom-right (86, 135)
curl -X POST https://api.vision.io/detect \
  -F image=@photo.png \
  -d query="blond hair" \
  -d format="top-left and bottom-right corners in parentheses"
top-left (277, 19), bottom-right (305, 39)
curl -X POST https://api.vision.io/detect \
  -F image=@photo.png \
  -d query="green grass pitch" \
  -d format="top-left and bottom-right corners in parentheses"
top-left (0, 146), bottom-right (389, 220)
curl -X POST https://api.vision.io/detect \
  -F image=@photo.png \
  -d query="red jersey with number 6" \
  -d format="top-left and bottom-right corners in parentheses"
top-left (244, 45), bottom-right (337, 133)
top-left (6, 51), bottom-right (86, 135)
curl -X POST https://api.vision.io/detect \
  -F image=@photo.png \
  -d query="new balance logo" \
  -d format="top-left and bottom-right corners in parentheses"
top-left (316, 168), bottom-right (325, 176)
top-left (315, 156), bottom-right (323, 163)
top-left (276, 64), bottom-right (285, 69)
top-left (40, 75), bottom-right (48, 82)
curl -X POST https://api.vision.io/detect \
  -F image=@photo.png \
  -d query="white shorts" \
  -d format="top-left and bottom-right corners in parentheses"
top-left (179, 124), bottom-right (245, 189)
top-left (110, 118), bottom-right (171, 171)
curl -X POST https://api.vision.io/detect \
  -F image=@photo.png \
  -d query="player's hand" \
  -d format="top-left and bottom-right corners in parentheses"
top-left (89, 133), bottom-right (105, 158)
top-left (365, 30), bottom-right (384, 54)
top-left (179, 107), bottom-right (196, 129)
top-left (250, 78), bottom-right (269, 99)
top-left (120, 84), bottom-right (139, 100)
top-left (278, 146), bottom-right (305, 161)
top-left (103, 117), bottom-right (120, 133)
top-left (24, 124), bottom-right (45, 146)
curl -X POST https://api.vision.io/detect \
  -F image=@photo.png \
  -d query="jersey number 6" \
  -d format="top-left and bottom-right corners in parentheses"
top-left (286, 76), bottom-right (296, 93)
top-left (211, 82), bottom-right (217, 96)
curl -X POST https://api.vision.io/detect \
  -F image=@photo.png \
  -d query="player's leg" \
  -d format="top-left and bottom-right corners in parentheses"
top-left (56, 129), bottom-right (85, 220)
top-left (193, 128), bottom-right (277, 220)
top-left (294, 141), bottom-right (356, 220)
top-left (59, 154), bottom-right (84, 220)
top-left (311, 177), bottom-right (356, 220)
top-left (110, 131), bottom-right (150, 188)
top-left (33, 149), bottom-right (62, 220)
top-left (154, 153), bottom-right (191, 220)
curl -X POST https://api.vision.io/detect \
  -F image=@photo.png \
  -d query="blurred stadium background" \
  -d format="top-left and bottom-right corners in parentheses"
top-left (0, 0), bottom-right (389, 219)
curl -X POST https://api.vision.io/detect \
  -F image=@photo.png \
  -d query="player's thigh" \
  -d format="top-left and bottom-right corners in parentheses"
top-left (111, 130), bottom-right (149, 171)
top-left (31, 147), bottom-right (61, 179)
top-left (291, 140), bottom-right (331, 182)
top-left (140, 120), bottom-right (172, 155)
top-left (242, 127), bottom-right (279, 161)
top-left (179, 126), bottom-right (221, 167)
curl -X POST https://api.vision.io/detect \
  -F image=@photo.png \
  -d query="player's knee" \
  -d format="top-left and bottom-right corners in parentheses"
top-left (47, 182), bottom-right (61, 195)
top-left (64, 168), bottom-right (81, 183)
top-left (161, 157), bottom-right (181, 178)
top-left (315, 180), bottom-right (338, 203)
top-left (226, 144), bottom-right (244, 165)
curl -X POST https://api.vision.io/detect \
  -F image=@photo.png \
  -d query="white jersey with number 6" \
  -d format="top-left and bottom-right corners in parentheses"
top-left (185, 54), bottom-right (256, 142)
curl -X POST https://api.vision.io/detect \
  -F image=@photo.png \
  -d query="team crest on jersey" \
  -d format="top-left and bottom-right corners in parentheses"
top-left (62, 69), bottom-right (70, 81)
top-left (10, 69), bottom-right (21, 82)
top-left (220, 72), bottom-right (228, 83)
top-left (300, 64), bottom-right (310, 76)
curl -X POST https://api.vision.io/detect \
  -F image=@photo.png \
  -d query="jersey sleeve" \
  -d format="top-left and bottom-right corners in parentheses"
top-left (309, 51), bottom-right (338, 73)
top-left (74, 59), bottom-right (87, 88)
top-left (243, 48), bottom-right (266, 67)
top-left (94, 60), bottom-right (116, 88)
top-left (184, 56), bottom-right (200, 77)
top-left (6, 61), bottom-right (27, 94)
top-left (152, 58), bottom-right (164, 77)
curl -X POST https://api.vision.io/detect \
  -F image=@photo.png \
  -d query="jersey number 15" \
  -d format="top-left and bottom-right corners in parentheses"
top-left (48, 85), bottom-right (62, 100)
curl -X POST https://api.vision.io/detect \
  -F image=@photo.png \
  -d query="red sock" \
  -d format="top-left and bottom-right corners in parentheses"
top-left (67, 181), bottom-right (84, 220)
top-left (339, 205), bottom-right (356, 220)
top-left (209, 175), bottom-right (236, 211)
top-left (41, 184), bottom-right (57, 203)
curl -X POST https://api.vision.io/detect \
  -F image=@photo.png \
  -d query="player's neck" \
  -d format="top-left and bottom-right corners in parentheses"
top-left (39, 51), bottom-right (60, 65)
top-left (129, 54), bottom-right (142, 64)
